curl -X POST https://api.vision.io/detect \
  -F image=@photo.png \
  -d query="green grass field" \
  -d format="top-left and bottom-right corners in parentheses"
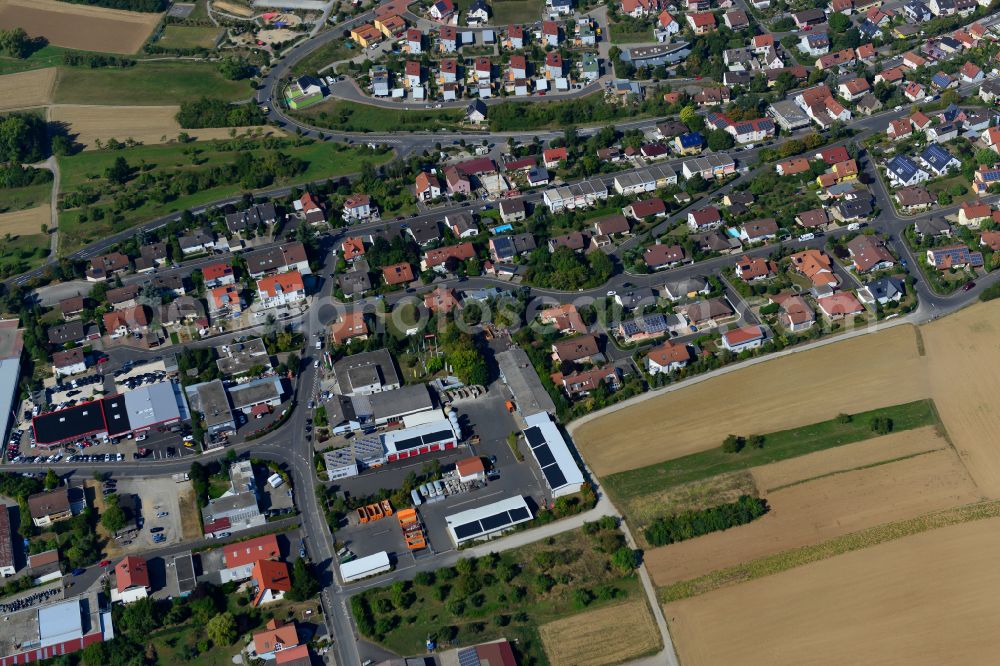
top-left (0, 182), bottom-right (50, 213)
top-left (0, 233), bottom-right (49, 278)
top-left (291, 39), bottom-right (357, 76)
top-left (54, 61), bottom-right (252, 105)
top-left (157, 25), bottom-right (223, 50)
top-left (492, 0), bottom-right (545, 24)
top-left (604, 400), bottom-right (942, 504)
top-left (292, 98), bottom-right (465, 133)
top-left (0, 45), bottom-right (70, 76)
top-left (58, 139), bottom-right (393, 253)
top-left (609, 22), bottom-right (654, 44)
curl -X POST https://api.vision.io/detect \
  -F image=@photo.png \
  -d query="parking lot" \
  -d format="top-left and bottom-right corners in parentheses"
top-left (100, 476), bottom-right (189, 556)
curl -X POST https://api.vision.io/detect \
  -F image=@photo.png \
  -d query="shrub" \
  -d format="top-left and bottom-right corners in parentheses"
top-left (836, 412), bottom-right (852, 424)
top-left (644, 495), bottom-right (770, 547)
top-left (722, 434), bottom-right (745, 453)
top-left (746, 434), bottom-right (765, 449)
top-left (870, 416), bottom-right (893, 435)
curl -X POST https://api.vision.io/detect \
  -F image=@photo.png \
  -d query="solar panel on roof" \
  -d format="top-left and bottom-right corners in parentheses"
top-left (542, 464), bottom-right (568, 489)
top-left (508, 506), bottom-right (530, 522)
top-left (533, 443), bottom-right (556, 467)
top-left (453, 521), bottom-right (482, 539)
top-left (422, 429), bottom-right (454, 445)
top-left (524, 426), bottom-right (545, 447)
top-left (458, 648), bottom-right (482, 666)
top-left (394, 436), bottom-right (424, 451)
top-left (480, 511), bottom-right (513, 531)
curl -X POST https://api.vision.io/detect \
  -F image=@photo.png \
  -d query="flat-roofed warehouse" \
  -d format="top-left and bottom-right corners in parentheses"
top-left (522, 412), bottom-right (585, 497)
top-left (333, 349), bottom-right (401, 396)
top-left (368, 384), bottom-right (435, 425)
top-left (445, 495), bottom-right (533, 546)
top-left (496, 348), bottom-right (556, 416)
top-left (32, 400), bottom-right (109, 447)
top-left (382, 417), bottom-right (460, 463)
top-left (187, 380), bottom-right (235, 435)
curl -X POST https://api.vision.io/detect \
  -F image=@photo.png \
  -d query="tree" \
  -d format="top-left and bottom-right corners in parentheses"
top-left (105, 156), bottom-right (132, 185)
top-left (119, 598), bottom-right (160, 637)
top-left (218, 56), bottom-right (252, 80)
top-left (828, 12), bottom-right (851, 33)
top-left (0, 28), bottom-right (32, 59)
top-left (100, 494), bottom-right (127, 534)
top-left (679, 105), bottom-right (704, 132)
top-left (721, 434), bottom-right (744, 453)
top-left (707, 129), bottom-right (734, 151)
top-left (206, 612), bottom-right (237, 646)
top-left (43, 468), bottom-right (59, 491)
top-left (611, 547), bottom-right (639, 574)
top-left (288, 558), bottom-right (320, 601)
top-left (870, 416), bottom-right (893, 435)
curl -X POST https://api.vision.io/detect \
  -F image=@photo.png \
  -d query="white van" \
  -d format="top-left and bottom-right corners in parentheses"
top-left (798, 233), bottom-right (815, 241)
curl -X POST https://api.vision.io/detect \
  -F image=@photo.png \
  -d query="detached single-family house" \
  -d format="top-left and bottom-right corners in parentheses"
top-left (721, 325), bottom-right (765, 352)
top-left (646, 341), bottom-right (691, 375)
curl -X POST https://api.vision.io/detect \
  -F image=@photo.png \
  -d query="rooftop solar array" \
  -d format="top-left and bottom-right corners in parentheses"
top-left (522, 413), bottom-right (586, 497)
top-left (446, 496), bottom-right (533, 545)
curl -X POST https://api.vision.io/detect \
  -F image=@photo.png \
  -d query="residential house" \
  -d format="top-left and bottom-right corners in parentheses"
top-left (382, 263), bottom-right (415, 287)
top-left (28, 489), bottom-right (72, 527)
top-left (106, 284), bottom-right (141, 310)
top-left (773, 293), bottom-right (815, 331)
top-left (552, 334), bottom-right (600, 364)
top-left (624, 198), bottom-right (666, 220)
top-left (343, 194), bottom-right (375, 222)
top-left (540, 304), bottom-right (586, 334)
top-left (856, 93), bottom-right (883, 116)
top-left (136, 242), bottom-right (169, 273)
top-left (179, 230), bottom-right (216, 256)
top-left (415, 172), bottom-right (442, 201)
top-left (424, 287), bottom-right (462, 314)
top-left (203, 262), bottom-right (236, 288)
top-left (87, 253), bottom-right (130, 282)
top-left (244, 242), bottom-right (310, 279)
top-left (887, 118), bottom-right (912, 141)
top-left (59, 296), bottom-right (85, 319)
top-left (680, 297), bottom-right (734, 328)
top-left (422, 242), bottom-right (476, 272)
top-left (740, 218), bottom-right (778, 243)
top-left (548, 231), bottom-right (588, 253)
top-left (920, 145), bottom-right (960, 176)
top-left (858, 277), bottom-right (905, 305)
top-left (407, 219), bottom-right (441, 247)
top-left (646, 341), bottom-right (691, 374)
top-left (817, 292), bottom-right (865, 319)
top-left (341, 237), bottom-right (366, 263)
top-left (959, 200), bottom-right (992, 227)
top-left (886, 155), bottom-right (929, 187)
top-left (429, 0), bottom-right (455, 20)
top-left (846, 235), bottom-right (895, 273)
top-left (724, 9), bottom-right (749, 29)
top-left (543, 147), bottom-right (567, 168)
top-left (687, 206), bottom-right (722, 231)
top-left (251, 559), bottom-right (292, 606)
top-left (330, 311), bottom-right (369, 344)
top-left (209, 284), bottom-right (242, 317)
top-left (103, 305), bottom-right (150, 339)
top-left (777, 157), bottom-right (811, 176)
top-left (558, 366), bottom-right (622, 397)
top-left (838, 78), bottom-right (870, 101)
top-left (542, 21), bottom-right (560, 47)
top-left (687, 12), bottom-right (717, 33)
top-left (52, 348), bottom-right (87, 377)
top-left (896, 186), bottom-right (935, 212)
top-left (114, 556), bottom-right (151, 604)
top-left (256, 271), bottom-right (306, 309)
top-left (735, 255), bottom-right (778, 281)
top-left (445, 166), bottom-right (472, 195)
top-left (926, 244), bottom-right (984, 269)
top-left (796, 208), bottom-right (830, 229)
top-left (790, 249), bottom-right (838, 288)
top-left (446, 212), bottom-right (478, 238)
top-left (489, 234), bottom-right (536, 262)
top-left (721, 324), bottom-right (765, 352)
top-left (904, 82), bottom-right (926, 102)
top-left (915, 217), bottom-right (953, 240)
top-left (252, 619), bottom-right (300, 661)
top-left (643, 243), bottom-right (686, 270)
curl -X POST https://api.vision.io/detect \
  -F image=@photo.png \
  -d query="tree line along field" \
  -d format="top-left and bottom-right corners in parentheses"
top-left (351, 522), bottom-right (648, 665)
top-left (56, 139), bottom-right (393, 254)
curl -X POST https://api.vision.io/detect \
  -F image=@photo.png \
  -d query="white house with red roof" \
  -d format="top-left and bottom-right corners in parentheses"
top-left (113, 556), bottom-right (151, 604)
top-left (256, 271), bottom-right (305, 309)
top-left (721, 325), bottom-right (766, 352)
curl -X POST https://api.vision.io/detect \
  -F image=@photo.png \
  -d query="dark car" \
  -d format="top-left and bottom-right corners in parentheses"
top-left (71, 568), bottom-right (86, 576)
top-left (963, 281), bottom-right (976, 291)
top-left (150, 527), bottom-right (164, 533)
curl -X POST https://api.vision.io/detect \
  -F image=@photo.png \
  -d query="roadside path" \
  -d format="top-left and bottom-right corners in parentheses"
top-left (28, 154), bottom-right (59, 257)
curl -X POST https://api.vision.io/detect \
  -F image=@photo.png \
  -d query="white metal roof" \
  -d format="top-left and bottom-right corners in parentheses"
top-left (340, 551), bottom-right (390, 581)
top-left (38, 600), bottom-right (83, 647)
top-left (522, 412), bottom-right (585, 497)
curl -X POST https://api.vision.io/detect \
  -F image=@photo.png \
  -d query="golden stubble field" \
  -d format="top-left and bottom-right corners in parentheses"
top-left (0, 205), bottom-right (49, 236)
top-left (539, 600), bottom-right (662, 666)
top-left (573, 324), bottom-right (930, 477)
top-left (922, 302), bottom-right (1000, 497)
top-left (645, 432), bottom-right (982, 587)
top-left (49, 105), bottom-right (283, 150)
top-left (664, 516), bottom-right (1000, 666)
top-left (0, 68), bottom-right (57, 110)
top-left (0, 0), bottom-right (161, 54)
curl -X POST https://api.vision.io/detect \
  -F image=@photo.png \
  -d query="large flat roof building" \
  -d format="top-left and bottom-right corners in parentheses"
top-left (445, 495), bottom-right (533, 546)
top-left (496, 348), bottom-right (557, 416)
top-left (522, 412), bottom-right (585, 498)
top-left (0, 591), bottom-right (113, 666)
top-left (333, 349), bottom-right (401, 396)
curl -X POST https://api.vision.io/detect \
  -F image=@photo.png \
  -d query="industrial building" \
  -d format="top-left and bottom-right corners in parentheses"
top-left (445, 495), bottom-right (533, 546)
top-left (496, 348), bottom-right (557, 416)
top-left (0, 504), bottom-right (13, 577)
top-left (216, 338), bottom-right (271, 376)
top-left (340, 551), bottom-right (392, 583)
top-left (32, 382), bottom-right (187, 448)
top-left (0, 321), bottom-right (21, 444)
top-left (333, 349), bottom-right (401, 396)
top-left (522, 413), bottom-right (585, 497)
top-left (188, 380), bottom-right (235, 435)
top-left (382, 416), bottom-right (461, 463)
top-left (0, 591), bottom-right (114, 666)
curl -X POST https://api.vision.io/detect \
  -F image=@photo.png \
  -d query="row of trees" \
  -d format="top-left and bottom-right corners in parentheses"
top-left (176, 97), bottom-right (268, 129)
top-left (644, 495), bottom-right (769, 546)
top-left (59, 0), bottom-right (166, 11)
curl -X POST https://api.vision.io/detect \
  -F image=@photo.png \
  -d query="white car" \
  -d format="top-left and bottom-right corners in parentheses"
top-left (607, 290), bottom-right (616, 296)
top-left (313, 360), bottom-right (320, 368)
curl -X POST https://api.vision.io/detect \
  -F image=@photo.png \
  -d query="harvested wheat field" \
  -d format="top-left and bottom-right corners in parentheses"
top-left (750, 425), bottom-right (947, 493)
top-left (645, 442), bottom-right (981, 587)
top-left (540, 600), bottom-right (661, 666)
top-left (664, 516), bottom-right (1000, 666)
top-left (923, 301), bottom-right (1000, 497)
top-left (0, 68), bottom-right (57, 110)
top-left (49, 105), bottom-right (282, 149)
top-left (213, 0), bottom-right (254, 17)
top-left (573, 325), bottom-right (929, 477)
top-left (0, 205), bottom-right (49, 236)
top-left (0, 0), bottom-right (161, 54)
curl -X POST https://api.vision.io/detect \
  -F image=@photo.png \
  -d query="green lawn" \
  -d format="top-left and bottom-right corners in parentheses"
top-left (604, 400), bottom-right (942, 504)
top-left (0, 182), bottom-right (50, 213)
top-left (0, 45), bottom-right (71, 75)
top-left (157, 25), bottom-right (223, 50)
top-left (58, 139), bottom-right (393, 253)
top-left (354, 524), bottom-right (644, 661)
top-left (0, 233), bottom-right (50, 279)
top-left (291, 39), bottom-right (357, 76)
top-left (292, 99), bottom-right (465, 133)
top-left (53, 61), bottom-right (252, 105)
top-left (609, 22), bottom-right (654, 44)
top-left (492, 0), bottom-right (546, 24)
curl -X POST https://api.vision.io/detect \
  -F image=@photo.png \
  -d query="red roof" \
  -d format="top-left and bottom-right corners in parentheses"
top-left (628, 198), bottom-right (666, 217)
top-left (382, 262), bottom-right (415, 285)
top-left (331, 311), bottom-right (368, 343)
top-left (817, 146), bottom-right (849, 165)
top-left (543, 147), bottom-right (568, 163)
top-left (456, 456), bottom-right (485, 477)
top-left (225, 534), bottom-right (280, 569)
top-left (689, 11), bottom-right (715, 26)
top-left (115, 556), bottom-right (149, 592)
top-left (275, 644), bottom-right (311, 665)
top-left (253, 559), bottom-right (292, 593)
top-left (723, 325), bottom-right (764, 346)
top-left (424, 242), bottom-right (476, 267)
top-left (257, 271), bottom-right (305, 298)
top-left (342, 237), bottom-right (366, 261)
top-left (203, 262), bottom-right (233, 282)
